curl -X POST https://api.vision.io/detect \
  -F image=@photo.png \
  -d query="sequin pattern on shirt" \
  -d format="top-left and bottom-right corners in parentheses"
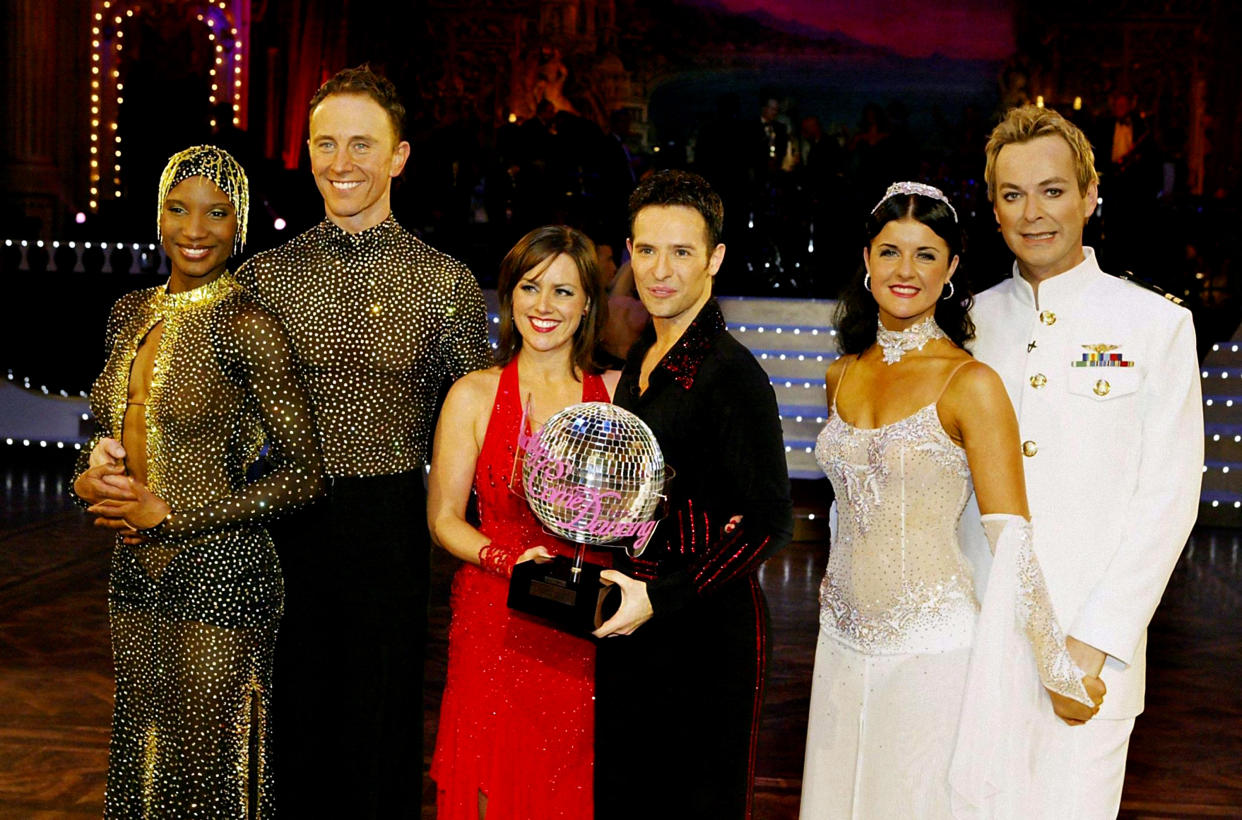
top-left (77, 272), bottom-right (324, 817)
top-left (815, 403), bottom-right (978, 654)
top-left (237, 216), bottom-right (493, 476)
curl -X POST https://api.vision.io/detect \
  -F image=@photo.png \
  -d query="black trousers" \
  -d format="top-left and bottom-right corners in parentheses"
top-left (595, 577), bottom-right (769, 820)
top-left (270, 471), bottom-right (429, 818)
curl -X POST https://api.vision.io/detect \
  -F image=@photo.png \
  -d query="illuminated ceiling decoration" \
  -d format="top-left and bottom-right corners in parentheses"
top-left (88, 0), bottom-right (250, 212)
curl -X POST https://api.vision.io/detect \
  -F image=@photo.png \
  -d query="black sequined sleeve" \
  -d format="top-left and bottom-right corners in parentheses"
top-left (647, 352), bottom-right (794, 615)
top-left (155, 300), bottom-right (325, 539)
top-left (440, 262), bottom-right (495, 383)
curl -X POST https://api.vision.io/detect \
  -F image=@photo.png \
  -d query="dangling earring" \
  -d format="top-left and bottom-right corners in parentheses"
top-left (863, 273), bottom-right (872, 292)
top-left (941, 280), bottom-right (955, 301)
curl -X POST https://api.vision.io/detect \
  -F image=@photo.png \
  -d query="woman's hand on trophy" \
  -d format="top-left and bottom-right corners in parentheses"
top-left (87, 477), bottom-right (171, 542)
top-left (516, 546), bottom-right (554, 564)
top-left (592, 570), bottom-right (653, 638)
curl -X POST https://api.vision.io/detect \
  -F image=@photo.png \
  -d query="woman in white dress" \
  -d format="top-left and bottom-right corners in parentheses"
top-left (800, 182), bottom-right (1105, 818)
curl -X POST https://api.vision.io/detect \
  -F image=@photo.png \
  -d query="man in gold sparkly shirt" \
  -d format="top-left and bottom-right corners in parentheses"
top-left (236, 65), bottom-right (492, 817)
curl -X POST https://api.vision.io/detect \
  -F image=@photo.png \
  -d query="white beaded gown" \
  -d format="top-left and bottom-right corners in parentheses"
top-left (800, 383), bottom-right (978, 818)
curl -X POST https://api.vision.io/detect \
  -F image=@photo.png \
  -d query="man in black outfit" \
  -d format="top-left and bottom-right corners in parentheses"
top-left (593, 170), bottom-right (793, 818)
top-left (237, 66), bottom-right (492, 817)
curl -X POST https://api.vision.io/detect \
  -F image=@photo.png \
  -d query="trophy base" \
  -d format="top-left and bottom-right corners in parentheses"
top-left (508, 555), bottom-right (621, 635)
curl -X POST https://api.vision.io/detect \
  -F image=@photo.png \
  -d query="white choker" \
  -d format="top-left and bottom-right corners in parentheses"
top-left (876, 316), bottom-right (946, 364)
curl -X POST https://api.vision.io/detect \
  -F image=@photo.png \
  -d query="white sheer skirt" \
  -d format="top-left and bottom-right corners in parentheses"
top-left (799, 630), bottom-right (972, 819)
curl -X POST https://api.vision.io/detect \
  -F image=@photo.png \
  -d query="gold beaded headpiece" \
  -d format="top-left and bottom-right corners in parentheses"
top-left (156, 145), bottom-right (250, 254)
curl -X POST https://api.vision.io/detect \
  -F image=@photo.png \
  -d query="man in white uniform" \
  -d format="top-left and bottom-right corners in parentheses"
top-left (970, 104), bottom-right (1203, 816)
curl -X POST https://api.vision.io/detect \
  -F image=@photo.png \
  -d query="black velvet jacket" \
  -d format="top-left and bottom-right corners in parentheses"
top-left (614, 298), bottom-right (794, 614)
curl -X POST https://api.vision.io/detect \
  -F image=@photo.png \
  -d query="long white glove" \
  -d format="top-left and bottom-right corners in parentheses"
top-left (981, 514), bottom-right (1093, 706)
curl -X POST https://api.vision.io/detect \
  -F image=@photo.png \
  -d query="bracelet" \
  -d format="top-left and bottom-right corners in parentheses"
top-left (478, 540), bottom-right (522, 577)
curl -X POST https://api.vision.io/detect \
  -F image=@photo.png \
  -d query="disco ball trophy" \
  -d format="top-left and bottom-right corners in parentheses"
top-left (508, 401), bottom-right (667, 634)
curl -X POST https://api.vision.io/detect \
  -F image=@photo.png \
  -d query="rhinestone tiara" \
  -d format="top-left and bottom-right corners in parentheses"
top-left (871, 181), bottom-right (958, 223)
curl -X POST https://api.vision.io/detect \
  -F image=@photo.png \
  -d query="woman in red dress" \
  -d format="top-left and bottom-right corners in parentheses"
top-left (429, 225), bottom-right (620, 819)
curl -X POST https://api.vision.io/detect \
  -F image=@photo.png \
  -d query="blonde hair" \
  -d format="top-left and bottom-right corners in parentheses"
top-left (984, 105), bottom-right (1098, 202)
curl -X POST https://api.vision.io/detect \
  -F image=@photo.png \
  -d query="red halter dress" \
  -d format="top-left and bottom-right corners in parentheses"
top-left (432, 358), bottom-right (611, 820)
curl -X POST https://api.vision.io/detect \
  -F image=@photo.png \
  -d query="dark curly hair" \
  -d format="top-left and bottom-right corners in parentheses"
top-left (627, 169), bottom-right (724, 248)
top-left (835, 191), bottom-right (974, 356)
top-left (309, 64), bottom-right (406, 142)
top-left (496, 225), bottom-right (609, 376)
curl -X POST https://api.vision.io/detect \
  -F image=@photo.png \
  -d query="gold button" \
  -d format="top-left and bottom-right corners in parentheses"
top-left (1040, 310), bottom-right (1056, 326)
top-left (1093, 379), bottom-right (1111, 397)
top-left (1022, 440), bottom-right (1038, 457)
top-left (1029, 373), bottom-right (1047, 389)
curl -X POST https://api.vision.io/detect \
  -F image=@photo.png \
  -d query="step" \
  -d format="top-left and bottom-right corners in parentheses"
top-left (718, 296), bottom-right (837, 327)
top-left (1198, 492), bottom-right (1242, 527)
top-left (1196, 505), bottom-right (1242, 527)
top-left (754, 348), bottom-right (838, 374)
top-left (773, 381), bottom-right (830, 409)
top-left (1202, 400), bottom-right (1242, 424)
top-left (1201, 479), bottom-right (1242, 498)
top-left (1205, 445), bottom-right (1242, 464)
top-left (1201, 484), bottom-right (1242, 503)
top-left (779, 403), bottom-right (832, 419)
top-left (730, 326), bottom-right (841, 355)
top-left (785, 448), bottom-right (822, 480)
top-left (1204, 342), bottom-right (1242, 365)
top-left (1199, 368), bottom-right (1242, 391)
top-left (780, 415), bottom-right (829, 442)
top-left (784, 438), bottom-right (819, 456)
top-left (1204, 430), bottom-right (1242, 461)
top-left (1201, 460), bottom-right (1242, 489)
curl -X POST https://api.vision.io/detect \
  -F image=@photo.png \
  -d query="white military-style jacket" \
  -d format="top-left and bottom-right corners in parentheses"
top-left (968, 247), bottom-right (1203, 719)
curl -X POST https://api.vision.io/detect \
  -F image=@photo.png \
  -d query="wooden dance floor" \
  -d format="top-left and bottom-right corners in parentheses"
top-left (1, 457), bottom-right (1239, 818)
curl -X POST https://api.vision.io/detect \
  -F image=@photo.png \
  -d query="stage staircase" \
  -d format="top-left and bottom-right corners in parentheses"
top-left (1197, 337), bottom-right (1242, 526)
top-left (717, 297), bottom-right (839, 480)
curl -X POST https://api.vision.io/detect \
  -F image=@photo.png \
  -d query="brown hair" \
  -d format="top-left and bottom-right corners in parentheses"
top-left (984, 104), bottom-right (1098, 201)
top-left (496, 225), bottom-right (609, 376)
top-left (308, 64), bottom-right (406, 142)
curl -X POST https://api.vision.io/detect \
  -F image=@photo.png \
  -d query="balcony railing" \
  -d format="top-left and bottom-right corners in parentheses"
top-left (2, 239), bottom-right (167, 274)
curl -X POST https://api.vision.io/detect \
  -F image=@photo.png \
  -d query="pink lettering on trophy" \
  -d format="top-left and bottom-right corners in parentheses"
top-left (517, 426), bottom-right (565, 485)
top-left (560, 490), bottom-right (615, 529)
top-left (519, 427), bottom-right (659, 550)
